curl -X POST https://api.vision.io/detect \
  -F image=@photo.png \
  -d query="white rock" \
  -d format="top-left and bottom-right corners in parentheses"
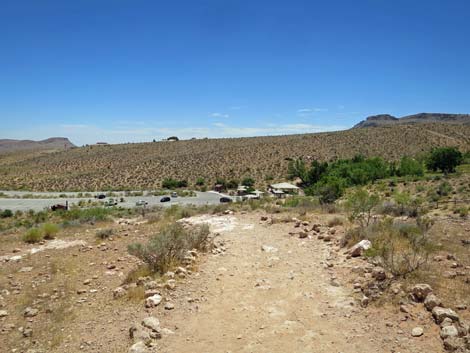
top-left (261, 245), bottom-right (278, 253)
top-left (411, 327), bottom-right (424, 337)
top-left (0, 310), bottom-right (8, 317)
top-left (141, 317), bottom-right (160, 332)
top-left (411, 283), bottom-right (433, 302)
top-left (145, 294), bottom-right (162, 308)
top-left (348, 240), bottom-right (371, 257)
top-left (440, 325), bottom-right (459, 339)
top-left (128, 341), bottom-right (149, 353)
top-left (432, 307), bottom-right (460, 324)
top-left (23, 307), bottom-right (38, 317)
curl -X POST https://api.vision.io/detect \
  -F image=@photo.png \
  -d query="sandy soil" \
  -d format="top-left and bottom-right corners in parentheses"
top-left (0, 212), bottom-right (449, 353)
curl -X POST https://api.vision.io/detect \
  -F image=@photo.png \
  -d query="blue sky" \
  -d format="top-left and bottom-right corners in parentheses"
top-left (1, 0), bottom-right (470, 145)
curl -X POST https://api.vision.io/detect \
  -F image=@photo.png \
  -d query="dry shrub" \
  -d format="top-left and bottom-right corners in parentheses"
top-left (128, 223), bottom-right (211, 274)
top-left (364, 217), bottom-right (436, 278)
top-left (328, 216), bottom-right (345, 227)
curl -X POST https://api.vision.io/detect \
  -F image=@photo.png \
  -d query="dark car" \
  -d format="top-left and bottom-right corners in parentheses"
top-left (51, 204), bottom-right (67, 211)
top-left (219, 197), bottom-right (232, 203)
top-left (96, 194), bottom-right (106, 199)
top-left (160, 196), bottom-right (171, 202)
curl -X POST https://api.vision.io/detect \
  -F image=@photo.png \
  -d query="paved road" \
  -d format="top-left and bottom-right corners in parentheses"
top-left (0, 191), bottom-right (228, 212)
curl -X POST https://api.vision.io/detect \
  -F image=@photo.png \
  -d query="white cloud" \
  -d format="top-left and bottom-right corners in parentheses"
top-left (210, 112), bottom-right (230, 118)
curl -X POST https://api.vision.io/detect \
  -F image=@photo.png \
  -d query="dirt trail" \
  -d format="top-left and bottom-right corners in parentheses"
top-left (160, 214), bottom-right (443, 353)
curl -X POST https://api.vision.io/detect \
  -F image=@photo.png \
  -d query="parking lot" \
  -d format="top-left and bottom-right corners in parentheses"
top-left (0, 191), bottom-right (228, 212)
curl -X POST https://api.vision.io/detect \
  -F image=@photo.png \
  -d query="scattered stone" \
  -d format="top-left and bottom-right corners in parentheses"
top-left (145, 294), bottom-right (162, 308)
top-left (23, 307), bottom-right (38, 317)
top-left (348, 240), bottom-right (371, 257)
top-left (424, 294), bottom-right (442, 311)
top-left (83, 279), bottom-right (91, 285)
top-left (411, 327), bottom-right (423, 337)
top-left (411, 283), bottom-right (433, 302)
top-left (19, 267), bottom-right (33, 273)
top-left (298, 232), bottom-right (308, 239)
top-left (164, 280), bottom-right (176, 290)
top-left (443, 337), bottom-right (465, 352)
top-left (0, 310), bottom-right (8, 317)
top-left (261, 245), bottom-right (278, 253)
top-left (440, 325), bottom-right (459, 339)
top-left (113, 286), bottom-right (127, 299)
top-left (164, 302), bottom-right (175, 310)
top-left (372, 267), bottom-right (386, 281)
top-left (128, 341), bottom-right (149, 353)
top-left (432, 307), bottom-right (460, 324)
top-left (22, 328), bottom-right (33, 337)
top-left (141, 317), bottom-right (160, 332)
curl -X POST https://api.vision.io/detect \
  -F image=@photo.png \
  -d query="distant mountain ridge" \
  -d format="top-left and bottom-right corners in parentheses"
top-left (353, 113), bottom-right (470, 129)
top-left (0, 137), bottom-right (75, 154)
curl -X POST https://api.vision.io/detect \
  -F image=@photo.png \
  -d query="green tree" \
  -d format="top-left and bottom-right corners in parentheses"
top-left (426, 147), bottom-right (462, 173)
top-left (346, 189), bottom-right (381, 228)
top-left (398, 156), bottom-right (424, 177)
top-left (241, 177), bottom-right (255, 187)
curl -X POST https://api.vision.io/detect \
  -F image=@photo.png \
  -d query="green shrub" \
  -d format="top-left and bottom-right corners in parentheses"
top-left (0, 209), bottom-right (13, 218)
top-left (162, 178), bottom-right (187, 189)
top-left (23, 228), bottom-right (43, 243)
top-left (345, 189), bottom-right (380, 228)
top-left (128, 223), bottom-right (210, 274)
top-left (437, 181), bottom-right (453, 196)
top-left (426, 147), bottom-right (463, 173)
top-left (397, 156), bottom-right (424, 177)
top-left (42, 223), bottom-right (59, 239)
top-left (195, 177), bottom-right (205, 186)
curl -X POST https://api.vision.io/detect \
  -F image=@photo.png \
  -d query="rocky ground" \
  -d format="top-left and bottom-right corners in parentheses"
top-left (0, 211), bottom-right (468, 353)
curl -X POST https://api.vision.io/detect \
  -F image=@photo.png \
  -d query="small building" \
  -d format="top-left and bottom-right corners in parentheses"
top-left (214, 184), bottom-right (224, 192)
top-left (268, 182), bottom-right (299, 195)
top-left (237, 185), bottom-right (248, 196)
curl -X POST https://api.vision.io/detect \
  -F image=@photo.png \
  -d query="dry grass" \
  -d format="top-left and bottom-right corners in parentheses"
top-left (0, 123), bottom-right (469, 191)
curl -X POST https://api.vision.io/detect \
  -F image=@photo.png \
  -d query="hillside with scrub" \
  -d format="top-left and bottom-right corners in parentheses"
top-left (0, 123), bottom-right (469, 191)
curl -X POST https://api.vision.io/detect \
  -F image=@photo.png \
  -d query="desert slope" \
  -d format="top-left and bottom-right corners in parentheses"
top-left (0, 138), bottom-right (75, 154)
top-left (0, 123), bottom-right (469, 191)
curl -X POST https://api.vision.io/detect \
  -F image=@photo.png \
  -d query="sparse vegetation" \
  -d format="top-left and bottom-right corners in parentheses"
top-left (128, 223), bottom-right (211, 274)
top-left (22, 227), bottom-right (43, 243)
top-left (42, 223), bottom-right (59, 239)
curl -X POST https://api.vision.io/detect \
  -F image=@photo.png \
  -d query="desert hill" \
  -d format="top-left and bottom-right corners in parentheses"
top-left (0, 137), bottom-right (75, 154)
top-left (353, 113), bottom-right (470, 129)
top-left (0, 123), bottom-right (468, 191)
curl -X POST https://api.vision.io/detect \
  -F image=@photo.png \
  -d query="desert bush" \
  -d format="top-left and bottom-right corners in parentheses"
top-left (437, 181), bottom-right (453, 196)
top-left (345, 189), bottom-right (380, 229)
top-left (42, 223), bottom-right (59, 239)
top-left (195, 177), bottom-right (205, 186)
top-left (0, 209), bottom-right (13, 218)
top-left (328, 216), bottom-right (345, 227)
top-left (23, 228), bottom-right (43, 243)
top-left (96, 228), bottom-right (114, 239)
top-left (128, 223), bottom-right (210, 274)
top-left (365, 218), bottom-right (435, 278)
top-left (454, 206), bottom-right (468, 218)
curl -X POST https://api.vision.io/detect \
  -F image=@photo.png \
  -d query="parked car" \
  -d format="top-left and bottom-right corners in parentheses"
top-left (160, 196), bottom-right (171, 203)
top-left (51, 204), bottom-right (67, 211)
top-left (171, 191), bottom-right (178, 198)
top-left (136, 200), bottom-right (148, 206)
top-left (96, 194), bottom-right (106, 199)
top-left (219, 197), bottom-right (232, 203)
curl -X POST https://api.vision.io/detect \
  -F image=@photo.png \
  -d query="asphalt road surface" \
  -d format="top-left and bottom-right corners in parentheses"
top-left (0, 191), bottom-right (229, 212)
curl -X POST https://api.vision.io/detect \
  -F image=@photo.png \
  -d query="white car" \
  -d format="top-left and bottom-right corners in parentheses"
top-left (135, 200), bottom-right (148, 206)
